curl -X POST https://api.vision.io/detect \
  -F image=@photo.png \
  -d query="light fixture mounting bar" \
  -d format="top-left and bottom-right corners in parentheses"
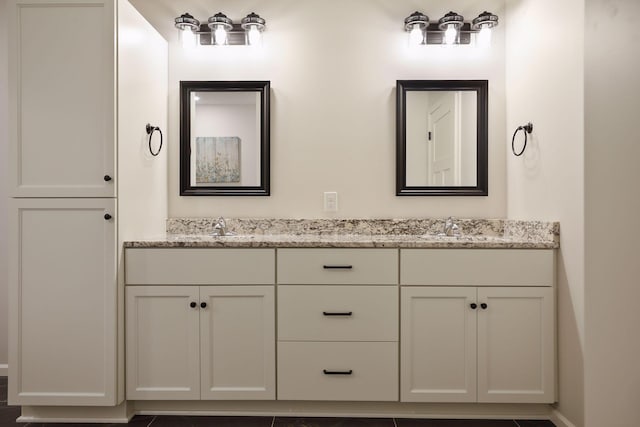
top-left (425, 22), bottom-right (473, 45)
top-left (196, 23), bottom-right (248, 45)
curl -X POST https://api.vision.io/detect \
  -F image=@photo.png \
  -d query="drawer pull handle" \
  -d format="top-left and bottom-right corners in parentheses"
top-left (323, 311), bottom-right (353, 316)
top-left (323, 369), bottom-right (353, 375)
top-left (323, 265), bottom-right (353, 269)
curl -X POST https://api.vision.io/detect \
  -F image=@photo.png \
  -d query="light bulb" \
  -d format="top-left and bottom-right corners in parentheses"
top-left (444, 24), bottom-right (457, 45)
top-left (247, 25), bottom-right (261, 46)
top-left (214, 25), bottom-right (227, 45)
top-left (477, 25), bottom-right (492, 48)
top-left (180, 27), bottom-right (197, 49)
top-left (409, 24), bottom-right (423, 46)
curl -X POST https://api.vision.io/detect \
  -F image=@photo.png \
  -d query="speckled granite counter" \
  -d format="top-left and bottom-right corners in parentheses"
top-left (124, 218), bottom-right (559, 249)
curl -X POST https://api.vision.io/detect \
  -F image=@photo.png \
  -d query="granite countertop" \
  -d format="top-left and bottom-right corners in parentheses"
top-left (123, 218), bottom-right (559, 249)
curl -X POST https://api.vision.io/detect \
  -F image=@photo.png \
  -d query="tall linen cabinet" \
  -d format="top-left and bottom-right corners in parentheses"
top-left (7, 0), bottom-right (168, 418)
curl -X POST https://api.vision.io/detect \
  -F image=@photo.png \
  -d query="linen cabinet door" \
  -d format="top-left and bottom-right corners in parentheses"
top-left (9, 0), bottom-right (115, 197)
top-left (400, 287), bottom-right (477, 402)
top-left (8, 199), bottom-right (117, 405)
top-left (125, 286), bottom-right (200, 400)
top-left (200, 286), bottom-right (276, 400)
top-left (476, 287), bottom-right (555, 403)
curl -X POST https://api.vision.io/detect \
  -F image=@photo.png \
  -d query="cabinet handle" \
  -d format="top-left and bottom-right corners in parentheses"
top-left (323, 265), bottom-right (353, 269)
top-left (323, 311), bottom-right (353, 316)
top-left (104, 213), bottom-right (112, 220)
top-left (480, 303), bottom-right (488, 310)
top-left (201, 302), bottom-right (207, 309)
top-left (190, 302), bottom-right (197, 308)
top-left (470, 303), bottom-right (478, 309)
top-left (323, 369), bottom-right (353, 375)
top-left (104, 175), bottom-right (112, 182)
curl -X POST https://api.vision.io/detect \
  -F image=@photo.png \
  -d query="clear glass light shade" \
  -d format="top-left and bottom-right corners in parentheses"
top-left (476, 25), bottom-right (492, 48)
top-left (409, 24), bottom-right (424, 46)
top-left (247, 25), bottom-right (262, 46)
top-left (179, 27), bottom-right (197, 48)
top-left (213, 25), bottom-right (228, 45)
top-left (444, 24), bottom-right (457, 45)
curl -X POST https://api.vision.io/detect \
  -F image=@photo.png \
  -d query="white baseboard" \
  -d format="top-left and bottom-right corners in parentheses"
top-left (551, 409), bottom-right (578, 427)
top-left (0, 364), bottom-right (7, 376)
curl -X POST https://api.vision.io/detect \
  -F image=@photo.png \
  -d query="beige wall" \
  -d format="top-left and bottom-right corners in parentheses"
top-left (130, 0), bottom-right (507, 219)
top-left (505, 0), bottom-right (585, 426)
top-left (584, 1), bottom-right (640, 426)
top-left (0, 0), bottom-right (9, 372)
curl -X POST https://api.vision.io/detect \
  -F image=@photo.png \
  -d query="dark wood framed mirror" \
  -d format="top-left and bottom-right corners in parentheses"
top-left (180, 81), bottom-right (270, 196)
top-left (396, 80), bottom-right (488, 196)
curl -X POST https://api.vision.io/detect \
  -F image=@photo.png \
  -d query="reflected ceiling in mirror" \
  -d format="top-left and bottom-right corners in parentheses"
top-left (180, 81), bottom-right (270, 196)
top-left (396, 80), bottom-right (488, 196)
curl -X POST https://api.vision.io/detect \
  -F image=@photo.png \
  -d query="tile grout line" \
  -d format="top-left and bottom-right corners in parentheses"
top-left (145, 415), bottom-right (157, 427)
top-left (393, 417), bottom-right (399, 427)
top-left (514, 420), bottom-right (522, 427)
top-left (270, 415), bottom-right (276, 427)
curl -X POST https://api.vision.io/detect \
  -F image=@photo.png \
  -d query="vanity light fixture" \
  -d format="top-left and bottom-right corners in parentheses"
top-left (404, 10), bottom-right (498, 46)
top-left (174, 11), bottom-right (266, 47)
top-left (405, 11), bottom-right (429, 46)
top-left (439, 11), bottom-right (464, 45)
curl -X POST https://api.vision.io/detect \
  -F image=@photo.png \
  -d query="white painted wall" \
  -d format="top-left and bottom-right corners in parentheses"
top-left (0, 0), bottom-right (9, 373)
top-left (505, 0), bottom-right (584, 426)
top-left (129, 0), bottom-right (507, 219)
top-left (584, 1), bottom-right (640, 426)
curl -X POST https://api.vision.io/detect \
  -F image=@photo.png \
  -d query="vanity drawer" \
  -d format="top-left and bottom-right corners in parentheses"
top-left (277, 249), bottom-right (398, 285)
top-left (401, 249), bottom-right (554, 286)
top-left (277, 342), bottom-right (398, 401)
top-left (278, 286), bottom-right (398, 341)
top-left (125, 248), bottom-right (275, 285)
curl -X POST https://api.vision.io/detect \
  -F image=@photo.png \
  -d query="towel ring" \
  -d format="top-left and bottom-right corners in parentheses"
top-left (146, 123), bottom-right (163, 156)
top-left (512, 122), bottom-right (533, 157)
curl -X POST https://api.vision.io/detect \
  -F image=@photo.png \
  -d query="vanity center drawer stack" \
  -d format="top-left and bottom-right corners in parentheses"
top-left (276, 248), bottom-right (399, 401)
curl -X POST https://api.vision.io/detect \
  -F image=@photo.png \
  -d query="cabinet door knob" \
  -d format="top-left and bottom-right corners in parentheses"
top-left (104, 213), bottom-right (112, 220)
top-left (480, 303), bottom-right (488, 310)
top-left (190, 302), bottom-right (197, 308)
top-left (470, 303), bottom-right (478, 309)
top-left (104, 175), bottom-right (112, 182)
top-left (200, 302), bottom-right (207, 309)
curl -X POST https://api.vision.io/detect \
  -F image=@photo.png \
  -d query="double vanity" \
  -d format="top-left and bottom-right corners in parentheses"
top-left (122, 218), bottom-right (558, 416)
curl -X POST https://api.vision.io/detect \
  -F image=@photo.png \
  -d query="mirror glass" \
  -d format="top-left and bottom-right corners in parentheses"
top-left (180, 81), bottom-right (270, 196)
top-left (396, 80), bottom-right (488, 196)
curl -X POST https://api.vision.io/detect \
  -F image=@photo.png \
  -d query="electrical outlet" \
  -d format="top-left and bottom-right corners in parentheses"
top-left (324, 192), bottom-right (338, 212)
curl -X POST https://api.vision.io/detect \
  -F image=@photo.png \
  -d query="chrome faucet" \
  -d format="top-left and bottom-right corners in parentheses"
top-left (441, 216), bottom-right (460, 237)
top-left (211, 217), bottom-right (229, 236)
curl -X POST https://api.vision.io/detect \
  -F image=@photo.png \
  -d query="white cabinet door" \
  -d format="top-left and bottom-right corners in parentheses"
top-left (477, 287), bottom-right (555, 403)
top-left (125, 286), bottom-right (200, 400)
top-left (200, 286), bottom-right (276, 400)
top-left (9, 0), bottom-right (115, 197)
top-left (400, 287), bottom-right (477, 402)
top-left (8, 199), bottom-right (116, 405)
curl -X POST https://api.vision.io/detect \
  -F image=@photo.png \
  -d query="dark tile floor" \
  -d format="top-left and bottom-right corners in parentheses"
top-left (0, 378), bottom-right (555, 427)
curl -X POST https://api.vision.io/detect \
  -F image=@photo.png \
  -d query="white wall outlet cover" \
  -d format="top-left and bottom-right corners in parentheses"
top-left (323, 192), bottom-right (338, 212)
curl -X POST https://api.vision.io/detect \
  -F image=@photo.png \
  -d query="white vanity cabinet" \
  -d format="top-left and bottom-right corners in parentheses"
top-left (125, 249), bottom-right (276, 401)
top-left (276, 249), bottom-right (399, 401)
top-left (400, 249), bottom-right (555, 404)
